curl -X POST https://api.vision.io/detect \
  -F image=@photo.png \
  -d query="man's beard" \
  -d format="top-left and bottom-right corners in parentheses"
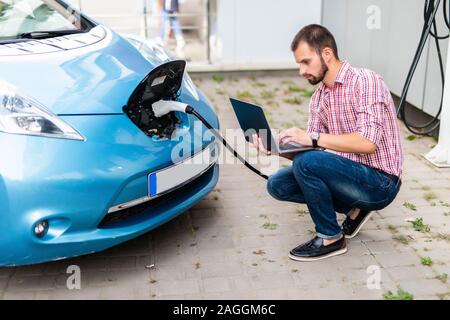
top-left (306, 57), bottom-right (328, 85)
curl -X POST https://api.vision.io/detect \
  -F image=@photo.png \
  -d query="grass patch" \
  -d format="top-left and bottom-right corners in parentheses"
top-left (250, 98), bottom-right (262, 106)
top-left (403, 201), bottom-right (417, 211)
top-left (252, 249), bottom-right (266, 255)
top-left (236, 90), bottom-right (254, 100)
top-left (262, 223), bottom-right (278, 230)
top-left (281, 80), bottom-right (295, 85)
top-left (216, 88), bottom-right (226, 96)
top-left (421, 256), bottom-right (433, 266)
top-left (283, 96), bottom-right (304, 105)
top-left (287, 85), bottom-right (303, 92)
top-left (433, 232), bottom-right (450, 242)
top-left (406, 134), bottom-right (417, 141)
top-left (297, 208), bottom-right (309, 217)
top-left (435, 273), bottom-right (448, 283)
top-left (424, 191), bottom-right (438, 202)
top-left (212, 74), bottom-right (225, 83)
top-left (410, 217), bottom-right (431, 233)
top-left (281, 121), bottom-right (296, 128)
top-left (260, 90), bottom-right (275, 100)
top-left (266, 100), bottom-right (280, 109)
top-left (387, 225), bottom-right (398, 233)
top-left (393, 235), bottom-right (410, 245)
top-left (437, 292), bottom-right (450, 300)
top-left (440, 201), bottom-right (450, 207)
top-left (383, 288), bottom-right (413, 300)
top-left (301, 89), bottom-right (315, 97)
top-left (260, 214), bottom-right (278, 230)
top-left (431, 134), bottom-right (439, 142)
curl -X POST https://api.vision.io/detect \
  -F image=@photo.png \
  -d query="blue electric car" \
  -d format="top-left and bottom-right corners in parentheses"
top-left (0, 0), bottom-right (220, 266)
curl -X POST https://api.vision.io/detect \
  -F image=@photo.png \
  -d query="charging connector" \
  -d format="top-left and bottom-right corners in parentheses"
top-left (152, 100), bottom-right (190, 117)
top-left (152, 100), bottom-right (269, 180)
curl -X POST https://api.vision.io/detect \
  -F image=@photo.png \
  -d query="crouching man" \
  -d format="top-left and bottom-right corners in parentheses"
top-left (252, 24), bottom-right (403, 261)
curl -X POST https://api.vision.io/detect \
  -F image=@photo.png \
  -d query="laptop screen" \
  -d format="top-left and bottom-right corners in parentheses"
top-left (229, 98), bottom-right (277, 152)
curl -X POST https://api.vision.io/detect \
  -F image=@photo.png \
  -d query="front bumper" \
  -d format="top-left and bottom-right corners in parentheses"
top-left (2, 164), bottom-right (219, 266)
top-left (0, 113), bottom-right (220, 266)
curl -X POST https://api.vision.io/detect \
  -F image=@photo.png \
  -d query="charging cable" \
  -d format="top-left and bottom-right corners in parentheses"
top-left (152, 100), bottom-right (269, 180)
top-left (397, 0), bottom-right (450, 135)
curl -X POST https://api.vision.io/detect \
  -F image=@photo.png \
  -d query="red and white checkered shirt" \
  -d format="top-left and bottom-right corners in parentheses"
top-left (307, 61), bottom-right (403, 177)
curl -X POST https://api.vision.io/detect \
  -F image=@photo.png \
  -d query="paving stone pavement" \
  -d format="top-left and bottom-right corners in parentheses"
top-left (1, 71), bottom-right (450, 300)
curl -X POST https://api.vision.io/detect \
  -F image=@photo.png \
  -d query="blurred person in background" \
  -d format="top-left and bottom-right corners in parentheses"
top-left (157, 0), bottom-right (186, 55)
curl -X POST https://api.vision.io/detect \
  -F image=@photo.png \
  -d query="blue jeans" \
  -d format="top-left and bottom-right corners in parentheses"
top-left (267, 150), bottom-right (401, 240)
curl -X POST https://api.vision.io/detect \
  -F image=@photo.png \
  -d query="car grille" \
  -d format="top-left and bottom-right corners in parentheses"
top-left (98, 165), bottom-right (215, 228)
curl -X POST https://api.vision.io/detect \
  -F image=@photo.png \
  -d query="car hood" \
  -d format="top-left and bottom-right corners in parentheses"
top-left (0, 26), bottom-right (164, 115)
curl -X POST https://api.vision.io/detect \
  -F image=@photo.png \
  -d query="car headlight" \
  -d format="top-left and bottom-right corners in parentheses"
top-left (0, 81), bottom-right (85, 141)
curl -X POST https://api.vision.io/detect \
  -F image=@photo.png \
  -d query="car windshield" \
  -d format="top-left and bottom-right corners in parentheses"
top-left (0, 0), bottom-right (91, 40)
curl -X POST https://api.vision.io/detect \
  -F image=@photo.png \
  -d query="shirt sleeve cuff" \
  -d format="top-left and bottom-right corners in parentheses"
top-left (357, 125), bottom-right (382, 146)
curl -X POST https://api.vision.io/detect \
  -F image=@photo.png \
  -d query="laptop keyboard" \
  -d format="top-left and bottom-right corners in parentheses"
top-left (279, 142), bottom-right (304, 150)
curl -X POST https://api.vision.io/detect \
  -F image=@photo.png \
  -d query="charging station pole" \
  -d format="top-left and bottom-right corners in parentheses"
top-left (425, 39), bottom-right (450, 167)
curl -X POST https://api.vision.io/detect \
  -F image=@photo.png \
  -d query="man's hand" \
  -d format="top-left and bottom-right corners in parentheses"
top-left (250, 132), bottom-right (301, 160)
top-left (279, 127), bottom-right (312, 147)
top-left (250, 134), bottom-right (271, 155)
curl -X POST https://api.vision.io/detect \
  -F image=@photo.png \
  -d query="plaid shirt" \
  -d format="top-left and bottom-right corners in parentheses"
top-left (307, 61), bottom-right (403, 177)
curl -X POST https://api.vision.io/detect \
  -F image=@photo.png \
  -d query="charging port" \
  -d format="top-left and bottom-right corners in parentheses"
top-left (123, 60), bottom-right (186, 138)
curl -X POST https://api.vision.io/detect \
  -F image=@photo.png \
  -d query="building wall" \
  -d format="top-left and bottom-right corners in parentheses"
top-left (214, 0), bottom-right (322, 68)
top-left (322, 0), bottom-right (448, 116)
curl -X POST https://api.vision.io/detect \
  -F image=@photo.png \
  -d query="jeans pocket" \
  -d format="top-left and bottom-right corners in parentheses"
top-left (375, 170), bottom-right (393, 189)
top-left (349, 176), bottom-right (398, 211)
top-left (380, 180), bottom-right (400, 208)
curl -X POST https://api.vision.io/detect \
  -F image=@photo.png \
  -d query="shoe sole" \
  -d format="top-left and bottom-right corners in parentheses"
top-left (288, 246), bottom-right (348, 262)
top-left (344, 211), bottom-right (373, 239)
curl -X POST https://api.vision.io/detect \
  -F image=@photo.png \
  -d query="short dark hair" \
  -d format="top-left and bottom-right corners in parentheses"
top-left (291, 24), bottom-right (339, 60)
